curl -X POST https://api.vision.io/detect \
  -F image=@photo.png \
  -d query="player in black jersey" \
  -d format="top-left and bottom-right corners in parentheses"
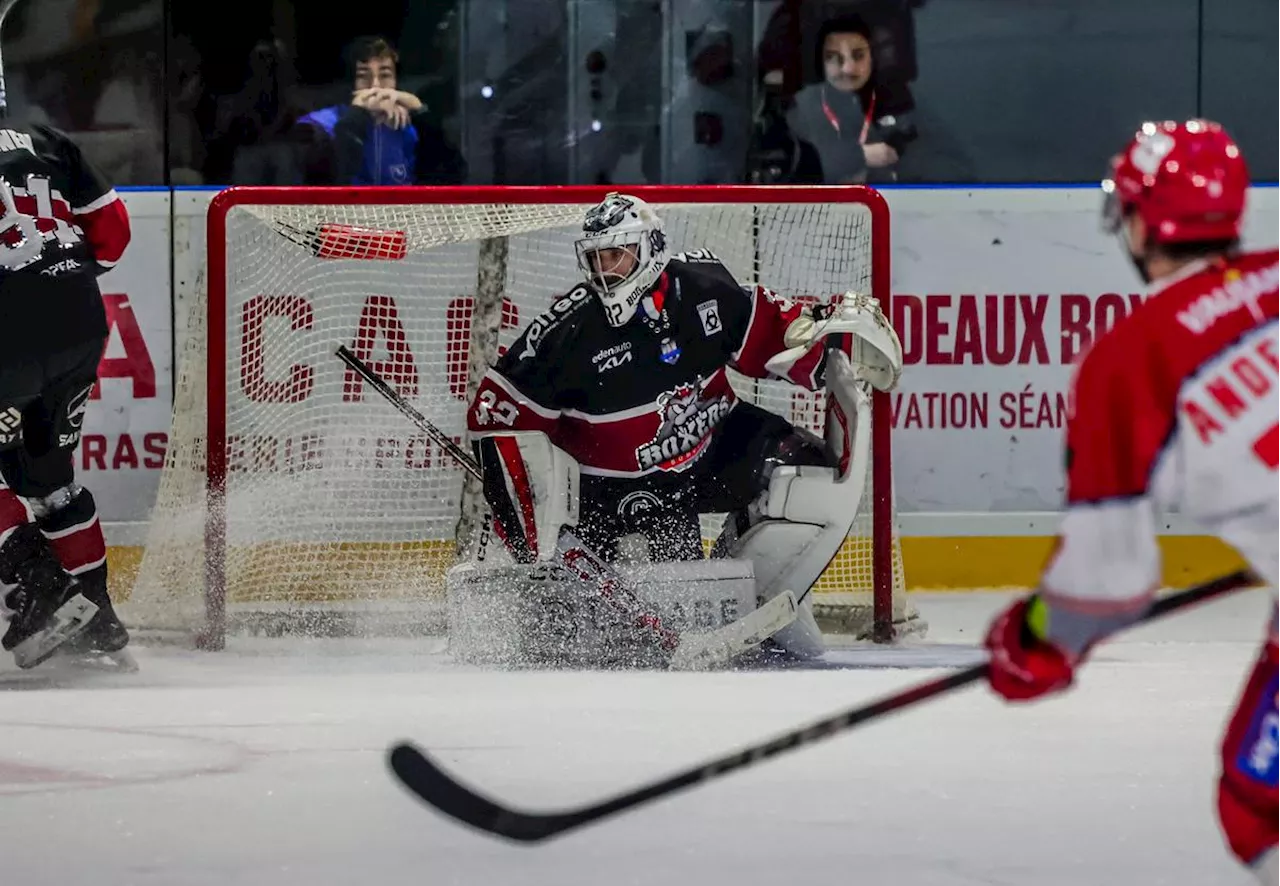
top-left (0, 121), bottom-right (132, 668)
top-left (465, 193), bottom-right (902, 658)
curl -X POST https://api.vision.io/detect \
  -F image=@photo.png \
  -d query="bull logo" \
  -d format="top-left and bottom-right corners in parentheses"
top-left (635, 379), bottom-right (733, 473)
top-left (658, 383), bottom-right (699, 427)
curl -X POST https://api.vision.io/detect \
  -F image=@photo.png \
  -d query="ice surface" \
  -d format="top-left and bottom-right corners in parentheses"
top-left (0, 589), bottom-right (1272, 886)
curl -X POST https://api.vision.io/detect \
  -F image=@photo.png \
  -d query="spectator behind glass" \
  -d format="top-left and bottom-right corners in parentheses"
top-left (757, 2), bottom-right (922, 106)
top-left (168, 34), bottom-right (207, 185)
top-left (208, 39), bottom-right (307, 185)
top-left (296, 35), bottom-right (465, 186)
top-left (784, 14), bottom-right (916, 183)
top-left (90, 47), bottom-right (164, 184)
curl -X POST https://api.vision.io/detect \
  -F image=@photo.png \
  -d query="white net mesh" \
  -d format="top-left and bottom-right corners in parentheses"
top-left (125, 193), bottom-right (906, 641)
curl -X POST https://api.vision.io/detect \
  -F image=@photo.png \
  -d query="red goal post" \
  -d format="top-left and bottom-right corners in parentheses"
top-left (125, 185), bottom-right (907, 649)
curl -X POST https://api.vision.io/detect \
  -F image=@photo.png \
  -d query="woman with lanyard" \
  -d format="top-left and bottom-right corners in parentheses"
top-left (785, 14), bottom-right (916, 184)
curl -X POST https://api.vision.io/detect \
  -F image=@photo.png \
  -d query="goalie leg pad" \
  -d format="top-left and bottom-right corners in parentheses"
top-left (474, 432), bottom-right (580, 563)
top-left (446, 558), bottom-right (756, 668)
top-left (721, 352), bottom-right (875, 659)
top-left (728, 471), bottom-right (848, 659)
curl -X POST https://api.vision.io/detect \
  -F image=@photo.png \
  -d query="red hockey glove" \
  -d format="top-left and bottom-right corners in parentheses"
top-left (985, 597), bottom-right (1076, 702)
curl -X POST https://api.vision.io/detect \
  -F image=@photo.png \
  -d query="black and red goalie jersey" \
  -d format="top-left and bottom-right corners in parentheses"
top-left (0, 121), bottom-right (131, 360)
top-left (466, 250), bottom-right (830, 488)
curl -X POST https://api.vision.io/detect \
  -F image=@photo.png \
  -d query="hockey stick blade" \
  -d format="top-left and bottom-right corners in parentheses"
top-left (668, 590), bottom-right (798, 670)
top-left (389, 743), bottom-right (574, 842)
top-left (387, 569), bottom-right (1256, 843)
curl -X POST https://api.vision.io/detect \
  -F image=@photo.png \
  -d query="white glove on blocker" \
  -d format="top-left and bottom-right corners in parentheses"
top-left (765, 292), bottom-right (903, 392)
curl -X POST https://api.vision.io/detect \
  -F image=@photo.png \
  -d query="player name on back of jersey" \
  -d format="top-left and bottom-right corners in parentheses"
top-left (1163, 252), bottom-right (1279, 467)
top-left (1181, 326), bottom-right (1277, 443)
top-left (1177, 259), bottom-right (1280, 334)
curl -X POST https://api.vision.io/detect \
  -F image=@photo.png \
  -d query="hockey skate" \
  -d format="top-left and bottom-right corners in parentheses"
top-left (52, 567), bottom-right (136, 672)
top-left (0, 526), bottom-right (98, 669)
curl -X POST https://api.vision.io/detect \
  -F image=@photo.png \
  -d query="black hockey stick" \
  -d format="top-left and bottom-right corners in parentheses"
top-left (388, 568), bottom-right (1257, 843)
top-left (336, 344), bottom-right (481, 480)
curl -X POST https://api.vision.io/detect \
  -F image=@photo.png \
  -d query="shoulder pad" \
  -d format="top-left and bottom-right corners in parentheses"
top-left (516, 285), bottom-right (594, 361)
top-left (671, 248), bottom-right (721, 264)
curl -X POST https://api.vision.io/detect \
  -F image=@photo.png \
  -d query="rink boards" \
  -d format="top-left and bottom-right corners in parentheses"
top-left (85, 186), bottom-right (1275, 597)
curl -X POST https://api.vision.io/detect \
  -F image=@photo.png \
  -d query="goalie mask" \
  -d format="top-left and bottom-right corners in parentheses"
top-left (575, 193), bottom-right (670, 327)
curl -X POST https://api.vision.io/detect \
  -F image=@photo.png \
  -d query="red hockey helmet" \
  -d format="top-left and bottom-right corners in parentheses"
top-left (1102, 120), bottom-right (1249, 245)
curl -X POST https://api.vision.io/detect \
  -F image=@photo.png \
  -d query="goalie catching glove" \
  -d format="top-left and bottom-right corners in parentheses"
top-left (765, 292), bottom-right (903, 392)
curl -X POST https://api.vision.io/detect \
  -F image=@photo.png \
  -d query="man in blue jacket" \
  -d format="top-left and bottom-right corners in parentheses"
top-left (297, 35), bottom-right (466, 186)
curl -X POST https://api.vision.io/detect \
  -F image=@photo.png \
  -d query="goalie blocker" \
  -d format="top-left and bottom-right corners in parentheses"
top-left (447, 348), bottom-right (879, 668)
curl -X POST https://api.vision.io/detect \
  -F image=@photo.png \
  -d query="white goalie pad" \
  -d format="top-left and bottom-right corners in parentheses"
top-left (765, 291), bottom-right (903, 392)
top-left (728, 351), bottom-right (874, 658)
top-left (475, 431), bottom-right (580, 562)
top-left (446, 557), bottom-right (757, 668)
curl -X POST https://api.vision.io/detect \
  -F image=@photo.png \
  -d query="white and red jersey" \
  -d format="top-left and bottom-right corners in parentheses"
top-left (467, 251), bottom-right (831, 483)
top-left (1040, 248), bottom-right (1279, 646)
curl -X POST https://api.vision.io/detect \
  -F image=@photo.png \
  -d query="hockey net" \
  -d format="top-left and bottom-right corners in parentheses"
top-left (124, 185), bottom-right (910, 648)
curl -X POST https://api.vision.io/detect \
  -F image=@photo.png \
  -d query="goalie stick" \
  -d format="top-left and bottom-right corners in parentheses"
top-left (334, 345), bottom-right (798, 668)
top-left (387, 568), bottom-right (1257, 843)
top-left (335, 345), bottom-right (481, 483)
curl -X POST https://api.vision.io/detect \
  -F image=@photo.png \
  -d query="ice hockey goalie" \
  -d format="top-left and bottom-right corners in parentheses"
top-left (447, 192), bottom-right (902, 668)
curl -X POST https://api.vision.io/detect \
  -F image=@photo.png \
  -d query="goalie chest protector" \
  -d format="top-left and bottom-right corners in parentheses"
top-left (472, 255), bottom-right (764, 479)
